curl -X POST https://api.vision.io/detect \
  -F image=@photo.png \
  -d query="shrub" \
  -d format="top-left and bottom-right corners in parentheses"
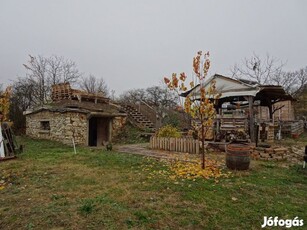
top-left (156, 125), bottom-right (181, 138)
top-left (113, 123), bottom-right (148, 144)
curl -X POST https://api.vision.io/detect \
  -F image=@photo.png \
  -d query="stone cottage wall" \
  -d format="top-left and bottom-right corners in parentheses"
top-left (112, 116), bottom-right (127, 140)
top-left (26, 110), bottom-right (127, 146)
top-left (26, 111), bottom-right (87, 145)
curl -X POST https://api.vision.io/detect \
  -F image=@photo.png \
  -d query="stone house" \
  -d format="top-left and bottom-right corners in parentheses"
top-left (25, 83), bottom-right (126, 146)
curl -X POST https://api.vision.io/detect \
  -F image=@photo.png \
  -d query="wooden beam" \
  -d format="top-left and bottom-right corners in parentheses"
top-left (108, 119), bottom-right (113, 142)
top-left (248, 96), bottom-right (255, 142)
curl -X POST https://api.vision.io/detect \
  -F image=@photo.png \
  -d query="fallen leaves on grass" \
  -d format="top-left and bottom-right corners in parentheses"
top-left (141, 154), bottom-right (230, 181)
top-left (169, 158), bottom-right (229, 180)
top-left (0, 170), bottom-right (22, 190)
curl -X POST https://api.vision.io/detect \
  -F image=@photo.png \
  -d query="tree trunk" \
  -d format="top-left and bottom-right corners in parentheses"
top-left (201, 122), bottom-right (205, 169)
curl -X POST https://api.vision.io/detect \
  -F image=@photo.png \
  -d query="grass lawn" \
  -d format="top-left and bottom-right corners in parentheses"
top-left (0, 137), bottom-right (306, 229)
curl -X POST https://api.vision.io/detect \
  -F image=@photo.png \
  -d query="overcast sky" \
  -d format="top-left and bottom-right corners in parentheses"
top-left (1, 0), bottom-right (307, 95)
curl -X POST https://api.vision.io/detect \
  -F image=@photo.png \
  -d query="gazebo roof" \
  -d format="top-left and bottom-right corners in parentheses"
top-left (181, 74), bottom-right (293, 105)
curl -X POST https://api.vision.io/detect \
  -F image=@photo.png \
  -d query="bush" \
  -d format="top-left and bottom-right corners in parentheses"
top-left (162, 111), bottom-right (180, 128)
top-left (156, 125), bottom-right (181, 138)
top-left (113, 123), bottom-right (149, 144)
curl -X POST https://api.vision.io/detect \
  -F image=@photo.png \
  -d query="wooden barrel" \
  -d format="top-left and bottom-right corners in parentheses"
top-left (226, 143), bottom-right (251, 170)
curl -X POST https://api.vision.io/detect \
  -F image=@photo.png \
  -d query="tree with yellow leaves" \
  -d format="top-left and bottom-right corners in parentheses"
top-left (164, 51), bottom-right (219, 169)
top-left (0, 86), bottom-right (12, 122)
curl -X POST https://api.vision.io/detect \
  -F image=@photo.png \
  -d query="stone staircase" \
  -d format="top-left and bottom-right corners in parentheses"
top-left (121, 104), bottom-right (156, 132)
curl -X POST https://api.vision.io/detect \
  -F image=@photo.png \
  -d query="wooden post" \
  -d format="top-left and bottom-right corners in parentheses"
top-left (72, 138), bottom-right (77, 154)
top-left (249, 96), bottom-right (255, 142)
top-left (0, 124), bottom-right (5, 158)
top-left (108, 119), bottom-right (113, 142)
top-left (150, 136), bottom-right (153, 149)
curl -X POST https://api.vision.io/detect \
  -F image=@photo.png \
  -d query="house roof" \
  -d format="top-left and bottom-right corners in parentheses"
top-left (180, 74), bottom-right (293, 104)
top-left (181, 74), bottom-right (259, 98)
top-left (24, 100), bottom-right (126, 117)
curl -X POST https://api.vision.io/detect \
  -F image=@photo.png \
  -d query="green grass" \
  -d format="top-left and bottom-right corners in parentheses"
top-left (0, 137), bottom-right (306, 229)
top-left (276, 131), bottom-right (307, 148)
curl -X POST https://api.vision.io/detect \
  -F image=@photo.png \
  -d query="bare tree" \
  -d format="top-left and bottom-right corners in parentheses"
top-left (22, 54), bottom-right (82, 105)
top-left (47, 55), bottom-right (81, 85)
top-left (47, 55), bottom-right (64, 85)
top-left (232, 54), bottom-right (307, 96)
top-left (292, 66), bottom-right (307, 96)
top-left (118, 88), bottom-right (147, 104)
top-left (61, 59), bottom-right (82, 84)
top-left (118, 86), bottom-right (178, 108)
top-left (9, 79), bottom-right (35, 134)
top-left (270, 71), bottom-right (297, 94)
top-left (79, 74), bottom-right (109, 96)
top-left (23, 55), bottom-right (49, 105)
top-left (266, 67), bottom-right (307, 96)
top-left (146, 86), bottom-right (178, 108)
top-left (12, 78), bottom-right (35, 110)
top-left (231, 53), bottom-right (285, 85)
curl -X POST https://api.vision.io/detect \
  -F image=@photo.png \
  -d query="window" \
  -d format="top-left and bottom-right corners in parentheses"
top-left (40, 121), bottom-right (50, 130)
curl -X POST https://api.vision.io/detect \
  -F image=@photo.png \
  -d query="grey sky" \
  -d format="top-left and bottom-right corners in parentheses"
top-left (1, 0), bottom-right (307, 95)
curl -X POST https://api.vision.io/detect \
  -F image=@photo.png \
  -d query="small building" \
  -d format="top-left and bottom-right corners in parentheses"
top-left (25, 83), bottom-right (126, 146)
top-left (181, 74), bottom-right (299, 142)
top-left (256, 100), bottom-right (295, 122)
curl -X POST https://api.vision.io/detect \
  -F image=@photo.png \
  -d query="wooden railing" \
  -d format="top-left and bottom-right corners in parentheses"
top-left (129, 101), bottom-right (157, 125)
top-left (150, 137), bottom-right (200, 154)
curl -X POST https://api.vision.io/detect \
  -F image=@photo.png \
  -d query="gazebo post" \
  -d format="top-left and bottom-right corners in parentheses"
top-left (248, 96), bottom-right (255, 142)
top-left (267, 100), bottom-right (273, 120)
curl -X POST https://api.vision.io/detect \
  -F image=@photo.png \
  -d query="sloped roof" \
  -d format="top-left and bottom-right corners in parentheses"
top-left (24, 100), bottom-right (126, 117)
top-left (181, 74), bottom-right (293, 104)
top-left (181, 74), bottom-right (259, 99)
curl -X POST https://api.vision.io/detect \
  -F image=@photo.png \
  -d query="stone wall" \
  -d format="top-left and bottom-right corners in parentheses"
top-left (112, 116), bottom-right (127, 140)
top-left (26, 111), bottom-right (87, 145)
top-left (26, 110), bottom-right (127, 146)
top-left (251, 145), bottom-right (304, 164)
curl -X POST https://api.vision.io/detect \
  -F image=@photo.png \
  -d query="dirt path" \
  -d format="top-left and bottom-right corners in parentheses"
top-left (115, 143), bottom-right (182, 159)
top-left (115, 143), bottom-right (202, 161)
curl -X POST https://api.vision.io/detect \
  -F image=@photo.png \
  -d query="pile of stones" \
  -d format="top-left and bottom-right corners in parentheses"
top-left (250, 144), bottom-right (304, 164)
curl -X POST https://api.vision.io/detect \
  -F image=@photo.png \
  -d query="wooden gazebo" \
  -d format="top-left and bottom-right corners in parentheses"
top-left (181, 74), bottom-right (294, 142)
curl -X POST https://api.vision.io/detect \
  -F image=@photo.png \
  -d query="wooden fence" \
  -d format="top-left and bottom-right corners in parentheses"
top-left (280, 120), bottom-right (304, 136)
top-left (150, 137), bottom-right (200, 154)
